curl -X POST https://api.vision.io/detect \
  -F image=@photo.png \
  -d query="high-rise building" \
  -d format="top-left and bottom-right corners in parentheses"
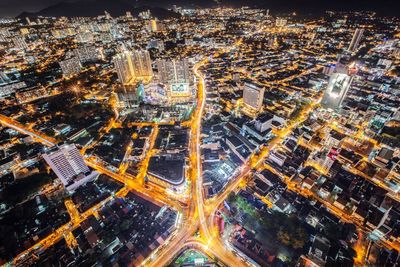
top-left (12, 36), bottom-right (28, 50)
top-left (138, 10), bottom-right (151, 19)
top-left (0, 29), bottom-right (11, 42)
top-left (321, 70), bottom-right (353, 110)
top-left (15, 86), bottom-right (50, 104)
top-left (59, 57), bottom-right (82, 77)
top-left (0, 81), bottom-right (26, 98)
top-left (156, 59), bottom-right (192, 100)
top-left (348, 28), bottom-right (364, 52)
top-left (0, 71), bottom-right (10, 85)
top-left (157, 59), bottom-right (190, 85)
top-left (104, 11), bottom-right (112, 20)
top-left (113, 51), bottom-right (132, 84)
top-left (131, 50), bottom-right (153, 78)
top-left (113, 49), bottom-right (153, 85)
top-left (243, 82), bottom-right (265, 111)
top-left (43, 144), bottom-right (97, 191)
top-left (115, 86), bottom-right (140, 108)
top-left (322, 64), bottom-right (335, 75)
top-left (275, 18), bottom-right (287, 27)
top-left (148, 19), bottom-right (165, 32)
top-left (20, 28), bottom-right (29, 35)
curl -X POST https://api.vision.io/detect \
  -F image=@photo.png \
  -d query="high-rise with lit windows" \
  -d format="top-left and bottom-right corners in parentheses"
top-left (157, 59), bottom-right (190, 85)
top-left (348, 28), bottom-right (364, 52)
top-left (148, 19), bottom-right (165, 32)
top-left (12, 36), bottom-right (28, 50)
top-left (113, 49), bottom-right (153, 85)
top-left (156, 58), bottom-right (192, 101)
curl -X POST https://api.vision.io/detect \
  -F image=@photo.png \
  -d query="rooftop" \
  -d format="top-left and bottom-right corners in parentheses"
top-left (148, 153), bottom-right (185, 186)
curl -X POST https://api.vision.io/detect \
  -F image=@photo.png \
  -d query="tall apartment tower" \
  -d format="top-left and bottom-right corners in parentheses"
top-left (148, 19), bottom-right (165, 32)
top-left (43, 144), bottom-right (96, 191)
top-left (131, 49), bottom-right (153, 78)
top-left (113, 49), bottom-right (153, 85)
top-left (12, 36), bottom-right (28, 50)
top-left (0, 71), bottom-right (10, 85)
top-left (156, 59), bottom-right (190, 85)
top-left (275, 18), bottom-right (287, 27)
top-left (113, 51), bottom-right (132, 84)
top-left (243, 82), bottom-right (265, 111)
top-left (348, 28), bottom-right (364, 52)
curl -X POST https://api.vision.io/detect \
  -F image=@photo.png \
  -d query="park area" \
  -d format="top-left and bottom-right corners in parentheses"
top-left (224, 191), bottom-right (310, 265)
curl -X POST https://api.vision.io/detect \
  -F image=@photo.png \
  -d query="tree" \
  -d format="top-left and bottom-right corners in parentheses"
top-left (227, 192), bottom-right (236, 203)
top-left (292, 227), bottom-right (307, 249)
top-left (120, 219), bottom-right (131, 232)
top-left (277, 229), bottom-right (291, 246)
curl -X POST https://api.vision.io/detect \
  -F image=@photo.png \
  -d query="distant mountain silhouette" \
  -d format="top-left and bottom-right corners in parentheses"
top-left (109, 0), bottom-right (399, 17)
top-left (16, 0), bottom-right (399, 18)
top-left (17, 0), bottom-right (181, 19)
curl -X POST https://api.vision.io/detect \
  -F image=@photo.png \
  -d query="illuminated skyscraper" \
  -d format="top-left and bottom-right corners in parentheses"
top-left (0, 71), bottom-right (10, 85)
top-left (138, 10), bottom-right (151, 19)
top-left (113, 51), bottom-right (132, 84)
top-left (20, 28), bottom-right (29, 35)
top-left (243, 82), bottom-right (265, 111)
top-left (275, 18), bottom-right (287, 27)
top-left (148, 19), bottom-right (165, 32)
top-left (12, 36), bottom-right (28, 50)
top-left (0, 29), bottom-right (11, 42)
top-left (157, 59), bottom-right (190, 85)
top-left (131, 50), bottom-right (153, 78)
top-left (113, 49), bottom-right (153, 85)
top-left (348, 28), bottom-right (364, 52)
top-left (156, 59), bottom-right (192, 101)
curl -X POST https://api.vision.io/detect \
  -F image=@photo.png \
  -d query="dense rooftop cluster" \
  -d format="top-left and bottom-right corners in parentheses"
top-left (0, 5), bottom-right (399, 267)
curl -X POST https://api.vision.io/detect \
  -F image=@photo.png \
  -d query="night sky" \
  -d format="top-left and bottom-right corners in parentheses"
top-left (0, 0), bottom-right (75, 17)
top-left (1, 0), bottom-right (399, 17)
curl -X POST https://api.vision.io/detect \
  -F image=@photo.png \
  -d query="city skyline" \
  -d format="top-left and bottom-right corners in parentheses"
top-left (1, 0), bottom-right (400, 17)
top-left (0, 4), bottom-right (400, 267)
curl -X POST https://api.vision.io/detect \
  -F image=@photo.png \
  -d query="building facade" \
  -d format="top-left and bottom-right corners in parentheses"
top-left (43, 144), bottom-right (96, 191)
top-left (348, 28), bottom-right (364, 52)
top-left (113, 49), bottom-right (153, 85)
top-left (243, 82), bottom-right (265, 112)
